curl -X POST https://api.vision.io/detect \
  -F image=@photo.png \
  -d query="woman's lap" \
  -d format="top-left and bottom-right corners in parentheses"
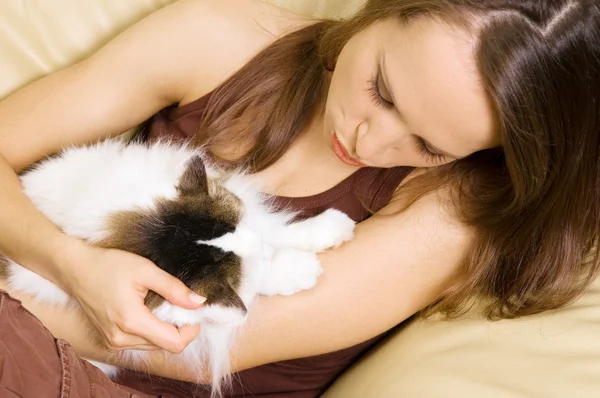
top-left (0, 290), bottom-right (157, 398)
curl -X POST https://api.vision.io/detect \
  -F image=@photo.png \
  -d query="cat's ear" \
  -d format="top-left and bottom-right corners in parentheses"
top-left (198, 281), bottom-right (248, 315)
top-left (178, 155), bottom-right (208, 196)
top-left (212, 284), bottom-right (248, 314)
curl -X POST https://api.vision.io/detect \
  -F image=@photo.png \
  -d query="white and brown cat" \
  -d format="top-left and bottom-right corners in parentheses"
top-left (0, 139), bottom-right (355, 397)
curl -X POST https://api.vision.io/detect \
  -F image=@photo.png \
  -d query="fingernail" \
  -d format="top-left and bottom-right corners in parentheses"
top-left (189, 293), bottom-right (207, 304)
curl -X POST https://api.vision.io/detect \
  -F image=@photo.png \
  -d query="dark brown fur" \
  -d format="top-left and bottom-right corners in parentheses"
top-left (96, 155), bottom-right (247, 312)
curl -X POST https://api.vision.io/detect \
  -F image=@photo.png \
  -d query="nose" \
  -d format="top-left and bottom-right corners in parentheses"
top-left (354, 122), bottom-right (402, 161)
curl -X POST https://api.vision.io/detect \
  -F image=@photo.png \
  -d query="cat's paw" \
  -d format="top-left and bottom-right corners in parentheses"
top-left (258, 248), bottom-right (323, 296)
top-left (299, 209), bottom-right (355, 252)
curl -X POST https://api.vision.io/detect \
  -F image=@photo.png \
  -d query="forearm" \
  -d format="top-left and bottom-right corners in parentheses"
top-left (0, 156), bottom-right (76, 289)
top-left (0, 278), bottom-right (203, 382)
top-left (0, 187), bottom-right (467, 385)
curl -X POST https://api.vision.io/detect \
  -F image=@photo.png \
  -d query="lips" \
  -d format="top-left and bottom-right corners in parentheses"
top-left (331, 133), bottom-right (367, 167)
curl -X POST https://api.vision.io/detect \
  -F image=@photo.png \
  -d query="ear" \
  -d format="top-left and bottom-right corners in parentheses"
top-left (216, 285), bottom-right (248, 314)
top-left (208, 284), bottom-right (248, 315)
top-left (178, 155), bottom-right (209, 196)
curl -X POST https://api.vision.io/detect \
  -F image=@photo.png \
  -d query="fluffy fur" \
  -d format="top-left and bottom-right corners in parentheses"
top-left (1, 139), bottom-right (355, 397)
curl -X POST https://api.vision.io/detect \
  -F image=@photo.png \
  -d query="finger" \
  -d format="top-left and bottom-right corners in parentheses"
top-left (134, 307), bottom-right (193, 354)
top-left (115, 325), bottom-right (199, 353)
top-left (144, 267), bottom-right (206, 310)
top-left (178, 324), bottom-right (201, 346)
top-left (105, 340), bottom-right (163, 353)
top-left (113, 320), bottom-right (200, 353)
top-left (117, 343), bottom-right (163, 352)
top-left (100, 329), bottom-right (157, 352)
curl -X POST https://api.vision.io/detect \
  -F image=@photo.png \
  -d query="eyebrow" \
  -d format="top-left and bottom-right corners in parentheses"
top-left (381, 54), bottom-right (462, 160)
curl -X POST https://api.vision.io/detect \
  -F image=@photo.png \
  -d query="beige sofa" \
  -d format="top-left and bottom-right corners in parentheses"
top-left (2, 1), bottom-right (600, 396)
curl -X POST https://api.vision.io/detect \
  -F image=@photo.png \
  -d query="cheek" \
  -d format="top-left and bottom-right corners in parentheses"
top-left (327, 81), bottom-right (372, 129)
top-left (324, 91), bottom-right (351, 132)
top-left (367, 142), bottom-right (437, 168)
top-left (329, 59), bottom-right (373, 112)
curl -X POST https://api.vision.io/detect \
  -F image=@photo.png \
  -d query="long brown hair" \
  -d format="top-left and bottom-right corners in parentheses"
top-left (194, 0), bottom-right (600, 319)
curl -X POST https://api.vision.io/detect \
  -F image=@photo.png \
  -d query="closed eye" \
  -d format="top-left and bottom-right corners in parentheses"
top-left (367, 70), bottom-right (395, 110)
top-left (414, 136), bottom-right (447, 164)
top-left (368, 66), bottom-right (457, 164)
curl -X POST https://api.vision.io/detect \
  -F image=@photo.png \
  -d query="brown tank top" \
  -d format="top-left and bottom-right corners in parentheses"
top-left (116, 93), bottom-right (413, 397)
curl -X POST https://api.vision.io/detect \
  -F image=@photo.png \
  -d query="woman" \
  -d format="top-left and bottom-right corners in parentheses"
top-left (0, 0), bottom-right (598, 397)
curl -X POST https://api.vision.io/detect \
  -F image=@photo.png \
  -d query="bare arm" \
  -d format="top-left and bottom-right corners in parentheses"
top-left (234, 192), bottom-right (468, 369)
top-left (180, 189), bottom-right (470, 377)
top-left (0, 0), bottom-right (302, 280)
top-left (0, 1), bottom-right (191, 284)
top-left (2, 187), bottom-right (471, 380)
top-left (0, 0), bottom-right (286, 353)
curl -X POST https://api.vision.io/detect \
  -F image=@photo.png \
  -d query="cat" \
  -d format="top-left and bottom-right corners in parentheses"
top-left (0, 139), bottom-right (355, 397)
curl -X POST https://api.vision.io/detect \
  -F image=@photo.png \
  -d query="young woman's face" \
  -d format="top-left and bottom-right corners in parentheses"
top-left (323, 16), bottom-right (500, 168)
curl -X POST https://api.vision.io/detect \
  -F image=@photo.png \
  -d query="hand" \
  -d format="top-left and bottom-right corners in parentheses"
top-left (57, 239), bottom-right (205, 354)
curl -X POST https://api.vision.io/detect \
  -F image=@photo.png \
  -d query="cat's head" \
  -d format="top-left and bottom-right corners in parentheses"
top-left (98, 155), bottom-right (249, 324)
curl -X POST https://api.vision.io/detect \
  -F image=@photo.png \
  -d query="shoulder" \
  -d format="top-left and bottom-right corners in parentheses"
top-left (147, 0), bottom-right (316, 104)
top-left (387, 170), bottom-right (464, 233)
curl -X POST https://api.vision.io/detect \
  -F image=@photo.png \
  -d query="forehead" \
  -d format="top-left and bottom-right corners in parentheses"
top-left (378, 17), bottom-right (499, 154)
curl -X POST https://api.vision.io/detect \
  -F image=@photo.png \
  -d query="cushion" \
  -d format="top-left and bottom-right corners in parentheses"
top-left (0, 0), bottom-right (176, 100)
top-left (0, 0), bottom-right (363, 100)
top-left (325, 277), bottom-right (600, 397)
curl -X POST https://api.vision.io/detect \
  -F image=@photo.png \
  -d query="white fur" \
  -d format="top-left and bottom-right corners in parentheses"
top-left (5, 139), bottom-right (355, 397)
